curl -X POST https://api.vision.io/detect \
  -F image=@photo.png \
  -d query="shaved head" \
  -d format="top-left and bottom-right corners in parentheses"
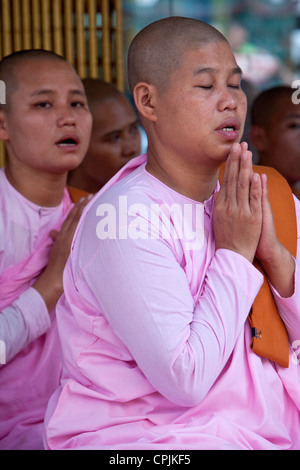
top-left (0, 49), bottom-right (70, 111)
top-left (127, 16), bottom-right (227, 92)
top-left (82, 78), bottom-right (123, 108)
top-left (251, 86), bottom-right (296, 128)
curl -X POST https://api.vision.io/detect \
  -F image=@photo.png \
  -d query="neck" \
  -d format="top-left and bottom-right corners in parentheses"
top-left (146, 150), bottom-right (219, 202)
top-left (5, 164), bottom-right (67, 207)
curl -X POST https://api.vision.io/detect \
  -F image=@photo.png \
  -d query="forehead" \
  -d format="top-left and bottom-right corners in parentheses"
top-left (92, 96), bottom-right (136, 125)
top-left (273, 95), bottom-right (300, 119)
top-left (14, 59), bottom-right (84, 94)
top-left (263, 96), bottom-right (300, 130)
top-left (174, 41), bottom-right (240, 78)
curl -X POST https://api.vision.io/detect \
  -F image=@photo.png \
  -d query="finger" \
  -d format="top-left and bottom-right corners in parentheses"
top-left (261, 173), bottom-right (268, 199)
top-left (249, 172), bottom-right (262, 213)
top-left (62, 194), bottom-right (93, 231)
top-left (260, 173), bottom-right (273, 217)
top-left (73, 194), bottom-right (94, 221)
top-left (240, 141), bottom-right (248, 151)
top-left (236, 148), bottom-right (253, 205)
top-left (223, 142), bottom-right (241, 203)
top-left (71, 195), bottom-right (92, 221)
top-left (60, 204), bottom-right (81, 233)
top-left (223, 142), bottom-right (240, 176)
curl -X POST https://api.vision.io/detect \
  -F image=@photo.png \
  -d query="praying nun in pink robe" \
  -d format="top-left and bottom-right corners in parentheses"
top-left (0, 168), bottom-right (73, 450)
top-left (44, 155), bottom-right (300, 450)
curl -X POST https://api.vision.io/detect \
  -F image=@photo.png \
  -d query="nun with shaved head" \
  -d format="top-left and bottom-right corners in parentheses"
top-left (0, 49), bottom-right (92, 450)
top-left (44, 17), bottom-right (300, 450)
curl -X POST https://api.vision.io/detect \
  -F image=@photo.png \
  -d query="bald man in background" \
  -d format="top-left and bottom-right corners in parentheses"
top-left (68, 78), bottom-right (141, 193)
top-left (251, 86), bottom-right (300, 199)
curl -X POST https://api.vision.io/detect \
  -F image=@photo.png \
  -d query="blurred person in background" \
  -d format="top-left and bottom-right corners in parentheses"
top-left (251, 85), bottom-right (300, 199)
top-left (68, 78), bottom-right (141, 193)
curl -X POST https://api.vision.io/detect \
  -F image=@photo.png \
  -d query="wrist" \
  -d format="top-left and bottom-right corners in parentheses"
top-left (258, 244), bottom-right (295, 298)
top-left (32, 271), bottom-right (63, 312)
top-left (257, 240), bottom-right (283, 271)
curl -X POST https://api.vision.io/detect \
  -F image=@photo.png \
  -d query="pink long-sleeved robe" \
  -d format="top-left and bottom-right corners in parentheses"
top-left (44, 155), bottom-right (300, 450)
top-left (0, 168), bottom-right (73, 450)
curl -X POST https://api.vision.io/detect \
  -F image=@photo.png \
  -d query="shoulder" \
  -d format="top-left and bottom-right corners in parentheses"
top-left (92, 164), bottom-right (156, 210)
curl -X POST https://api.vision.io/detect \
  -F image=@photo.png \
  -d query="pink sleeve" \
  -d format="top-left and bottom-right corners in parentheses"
top-left (80, 234), bottom-right (263, 407)
top-left (0, 287), bottom-right (50, 364)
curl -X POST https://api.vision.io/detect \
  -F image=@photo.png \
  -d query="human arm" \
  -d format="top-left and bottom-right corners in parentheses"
top-left (0, 196), bottom-right (91, 363)
top-left (254, 174), bottom-right (295, 298)
top-left (83, 235), bottom-right (263, 407)
top-left (265, 196), bottom-right (300, 344)
top-left (213, 142), bottom-right (263, 263)
top-left (216, 144), bottom-right (299, 341)
top-left (78, 148), bottom-right (264, 406)
top-left (215, 143), bottom-right (295, 298)
top-left (0, 288), bottom-right (50, 363)
top-left (33, 196), bottom-right (91, 311)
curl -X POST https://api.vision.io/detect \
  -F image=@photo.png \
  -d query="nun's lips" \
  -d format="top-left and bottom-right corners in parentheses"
top-left (215, 118), bottom-right (240, 141)
top-left (55, 134), bottom-right (80, 150)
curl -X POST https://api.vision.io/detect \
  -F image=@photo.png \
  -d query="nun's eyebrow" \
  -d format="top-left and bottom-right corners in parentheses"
top-left (30, 88), bottom-right (86, 98)
top-left (193, 66), bottom-right (243, 77)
